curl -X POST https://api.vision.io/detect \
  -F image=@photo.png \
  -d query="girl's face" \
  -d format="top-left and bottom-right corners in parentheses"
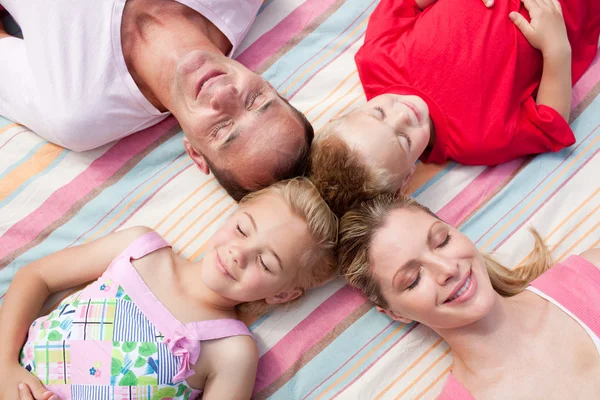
top-left (335, 94), bottom-right (432, 189)
top-left (369, 208), bottom-right (497, 330)
top-left (202, 194), bottom-right (312, 305)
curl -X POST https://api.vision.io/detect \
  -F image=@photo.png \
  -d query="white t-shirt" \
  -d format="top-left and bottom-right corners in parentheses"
top-left (0, 0), bottom-right (262, 151)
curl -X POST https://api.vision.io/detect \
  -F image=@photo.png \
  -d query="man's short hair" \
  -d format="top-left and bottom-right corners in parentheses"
top-left (210, 97), bottom-right (314, 201)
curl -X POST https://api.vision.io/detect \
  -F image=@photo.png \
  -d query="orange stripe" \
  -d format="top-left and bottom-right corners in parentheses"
top-left (171, 192), bottom-right (229, 247)
top-left (413, 365), bottom-right (452, 400)
top-left (315, 323), bottom-right (407, 400)
top-left (0, 123), bottom-right (19, 135)
top-left (0, 143), bottom-right (64, 202)
top-left (304, 71), bottom-right (358, 116)
top-left (393, 348), bottom-right (452, 400)
top-left (153, 177), bottom-right (215, 230)
top-left (556, 221), bottom-right (600, 262)
top-left (374, 338), bottom-right (444, 399)
top-left (164, 186), bottom-right (222, 237)
top-left (549, 203), bottom-right (599, 252)
top-left (589, 239), bottom-right (599, 249)
top-left (84, 158), bottom-right (189, 243)
top-left (181, 201), bottom-right (236, 258)
top-left (406, 163), bottom-right (450, 195)
top-left (481, 134), bottom-right (600, 251)
top-left (310, 81), bottom-right (362, 124)
top-left (281, 21), bottom-right (368, 96)
top-left (544, 188), bottom-right (599, 241)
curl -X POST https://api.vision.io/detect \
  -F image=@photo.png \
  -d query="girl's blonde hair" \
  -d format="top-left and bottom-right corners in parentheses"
top-left (338, 194), bottom-right (553, 308)
top-left (308, 121), bottom-right (398, 217)
top-left (237, 177), bottom-right (339, 315)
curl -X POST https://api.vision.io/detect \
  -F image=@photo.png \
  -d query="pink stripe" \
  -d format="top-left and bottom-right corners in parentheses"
top-left (236, 0), bottom-right (339, 71)
top-left (474, 122), bottom-right (600, 245)
top-left (437, 159), bottom-right (524, 226)
top-left (572, 51), bottom-right (600, 106)
top-left (302, 321), bottom-right (395, 399)
top-left (331, 323), bottom-right (419, 399)
top-left (0, 117), bottom-right (178, 259)
top-left (254, 285), bottom-right (367, 393)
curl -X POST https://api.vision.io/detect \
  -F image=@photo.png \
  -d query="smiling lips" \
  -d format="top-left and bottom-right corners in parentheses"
top-left (444, 269), bottom-right (476, 304)
top-left (216, 251), bottom-right (236, 280)
top-left (398, 101), bottom-right (421, 123)
top-left (196, 71), bottom-right (225, 99)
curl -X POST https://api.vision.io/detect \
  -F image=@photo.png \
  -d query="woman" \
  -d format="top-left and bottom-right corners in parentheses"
top-left (338, 194), bottom-right (600, 399)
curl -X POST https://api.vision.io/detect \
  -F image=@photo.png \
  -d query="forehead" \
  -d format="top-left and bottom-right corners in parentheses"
top-left (370, 208), bottom-right (437, 271)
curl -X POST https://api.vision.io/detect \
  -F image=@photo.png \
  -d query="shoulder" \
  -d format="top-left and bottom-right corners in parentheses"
top-left (115, 226), bottom-right (157, 244)
top-left (579, 248), bottom-right (600, 267)
top-left (214, 334), bottom-right (258, 371)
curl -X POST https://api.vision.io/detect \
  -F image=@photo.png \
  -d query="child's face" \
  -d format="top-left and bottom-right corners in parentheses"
top-left (369, 208), bottom-right (497, 331)
top-left (336, 94), bottom-right (432, 187)
top-left (202, 193), bottom-right (312, 305)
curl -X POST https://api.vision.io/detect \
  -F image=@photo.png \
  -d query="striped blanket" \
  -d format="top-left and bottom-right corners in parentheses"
top-left (1, 1), bottom-right (598, 399)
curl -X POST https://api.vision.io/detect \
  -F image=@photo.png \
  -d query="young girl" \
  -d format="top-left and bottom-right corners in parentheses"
top-left (338, 194), bottom-right (600, 399)
top-left (0, 178), bottom-right (338, 400)
top-left (309, 0), bottom-right (600, 216)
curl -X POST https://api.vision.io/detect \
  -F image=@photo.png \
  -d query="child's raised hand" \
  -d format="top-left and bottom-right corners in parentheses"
top-left (509, 0), bottom-right (570, 58)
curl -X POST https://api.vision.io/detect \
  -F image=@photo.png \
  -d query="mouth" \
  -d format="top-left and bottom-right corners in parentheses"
top-left (444, 268), bottom-right (475, 304)
top-left (196, 71), bottom-right (225, 99)
top-left (216, 251), bottom-right (236, 281)
top-left (398, 101), bottom-right (421, 124)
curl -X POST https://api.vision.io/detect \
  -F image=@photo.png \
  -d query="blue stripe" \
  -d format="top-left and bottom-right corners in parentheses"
top-left (114, 300), bottom-right (157, 342)
top-left (412, 162), bottom-right (458, 198)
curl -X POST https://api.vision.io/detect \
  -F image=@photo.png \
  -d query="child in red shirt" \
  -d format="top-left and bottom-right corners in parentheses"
top-left (308, 0), bottom-right (599, 216)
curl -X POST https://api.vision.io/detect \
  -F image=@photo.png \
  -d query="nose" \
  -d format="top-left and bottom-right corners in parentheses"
top-left (428, 255), bottom-right (460, 285)
top-left (210, 84), bottom-right (242, 115)
top-left (228, 244), bottom-right (247, 269)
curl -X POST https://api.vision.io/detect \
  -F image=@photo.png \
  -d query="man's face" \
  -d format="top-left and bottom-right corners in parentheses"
top-left (172, 50), bottom-right (307, 188)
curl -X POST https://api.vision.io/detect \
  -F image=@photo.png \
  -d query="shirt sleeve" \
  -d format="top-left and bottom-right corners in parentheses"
top-left (510, 96), bottom-right (576, 159)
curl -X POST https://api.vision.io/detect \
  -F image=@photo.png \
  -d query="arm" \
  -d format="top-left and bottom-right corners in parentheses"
top-left (510, 0), bottom-right (572, 121)
top-left (0, 226), bottom-right (153, 399)
top-left (202, 336), bottom-right (258, 400)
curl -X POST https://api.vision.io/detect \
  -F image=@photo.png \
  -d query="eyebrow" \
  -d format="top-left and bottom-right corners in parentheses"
top-left (244, 211), bottom-right (284, 271)
top-left (391, 222), bottom-right (439, 288)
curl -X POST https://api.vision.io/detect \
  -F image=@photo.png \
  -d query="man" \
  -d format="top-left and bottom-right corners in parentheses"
top-left (0, 0), bottom-right (313, 200)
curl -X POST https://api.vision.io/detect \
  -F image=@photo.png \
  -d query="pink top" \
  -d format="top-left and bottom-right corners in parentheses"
top-left (439, 255), bottom-right (600, 400)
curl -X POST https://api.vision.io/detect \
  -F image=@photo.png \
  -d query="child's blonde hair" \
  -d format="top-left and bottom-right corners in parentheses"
top-left (308, 121), bottom-right (398, 217)
top-left (338, 194), bottom-right (553, 308)
top-left (237, 177), bottom-right (339, 315)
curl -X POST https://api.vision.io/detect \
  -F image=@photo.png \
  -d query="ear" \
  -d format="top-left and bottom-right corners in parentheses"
top-left (376, 306), bottom-right (413, 324)
top-left (183, 137), bottom-right (210, 175)
top-left (397, 165), bottom-right (416, 196)
top-left (265, 288), bottom-right (304, 305)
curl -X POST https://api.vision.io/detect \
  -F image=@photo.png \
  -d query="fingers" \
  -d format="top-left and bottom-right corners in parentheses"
top-left (18, 384), bottom-right (34, 400)
top-left (19, 380), bottom-right (56, 400)
top-left (482, 0), bottom-right (494, 8)
top-left (509, 12), bottom-right (534, 38)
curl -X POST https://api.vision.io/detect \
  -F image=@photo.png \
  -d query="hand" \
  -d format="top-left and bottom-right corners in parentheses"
top-left (509, 0), bottom-right (571, 58)
top-left (0, 362), bottom-right (56, 400)
top-left (482, 0), bottom-right (494, 8)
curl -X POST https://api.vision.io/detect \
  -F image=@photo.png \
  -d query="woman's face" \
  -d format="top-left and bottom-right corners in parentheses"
top-left (368, 208), bottom-right (497, 330)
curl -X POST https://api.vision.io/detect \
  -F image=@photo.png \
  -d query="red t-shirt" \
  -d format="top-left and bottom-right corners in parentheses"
top-left (355, 0), bottom-right (600, 165)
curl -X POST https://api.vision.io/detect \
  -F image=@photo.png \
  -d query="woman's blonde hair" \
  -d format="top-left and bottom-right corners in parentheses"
top-left (308, 121), bottom-right (398, 217)
top-left (338, 194), bottom-right (553, 308)
top-left (236, 177), bottom-right (339, 315)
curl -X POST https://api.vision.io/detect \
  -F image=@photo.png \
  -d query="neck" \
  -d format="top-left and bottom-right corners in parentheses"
top-left (434, 292), bottom-right (543, 379)
top-left (121, 0), bottom-right (231, 111)
top-left (178, 258), bottom-right (241, 313)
